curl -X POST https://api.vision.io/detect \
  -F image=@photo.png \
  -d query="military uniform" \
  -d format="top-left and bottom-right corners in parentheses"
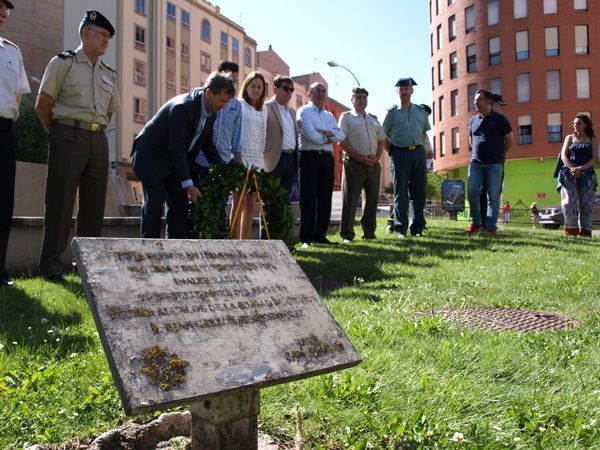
top-left (338, 110), bottom-right (386, 241)
top-left (38, 10), bottom-right (120, 277)
top-left (0, 3), bottom-right (31, 284)
top-left (383, 79), bottom-right (431, 236)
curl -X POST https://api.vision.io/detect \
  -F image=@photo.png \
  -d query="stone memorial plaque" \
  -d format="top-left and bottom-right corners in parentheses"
top-left (72, 238), bottom-right (361, 415)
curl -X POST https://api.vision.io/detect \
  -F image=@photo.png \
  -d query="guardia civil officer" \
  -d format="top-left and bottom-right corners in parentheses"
top-left (0, 0), bottom-right (30, 286)
top-left (383, 78), bottom-right (431, 238)
top-left (35, 10), bottom-right (120, 281)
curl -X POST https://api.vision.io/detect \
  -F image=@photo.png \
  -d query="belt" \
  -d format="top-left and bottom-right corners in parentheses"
top-left (302, 149), bottom-right (331, 155)
top-left (0, 117), bottom-right (13, 130)
top-left (281, 149), bottom-right (296, 154)
top-left (55, 119), bottom-right (105, 133)
top-left (392, 145), bottom-right (420, 150)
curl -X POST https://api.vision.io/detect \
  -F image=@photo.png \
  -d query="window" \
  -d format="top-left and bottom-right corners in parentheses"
top-left (430, 33), bottom-right (434, 56)
top-left (134, 60), bottom-right (146, 86)
top-left (543, 0), bottom-right (557, 14)
top-left (135, 25), bottom-right (146, 51)
top-left (516, 31), bottom-right (529, 60)
top-left (547, 113), bottom-right (562, 142)
top-left (451, 89), bottom-right (458, 116)
top-left (134, 98), bottom-right (146, 123)
top-left (449, 15), bottom-right (456, 40)
top-left (489, 36), bottom-right (501, 65)
top-left (545, 27), bottom-right (559, 56)
top-left (517, 73), bottom-right (531, 102)
top-left (574, 0), bottom-right (587, 11)
top-left (232, 38), bottom-right (239, 55)
top-left (467, 44), bottom-right (476, 72)
top-left (181, 42), bottom-right (190, 62)
top-left (201, 19), bottom-right (211, 42)
top-left (166, 70), bottom-right (175, 90)
top-left (438, 59), bottom-right (444, 85)
top-left (576, 68), bottom-right (590, 98)
top-left (431, 67), bottom-right (435, 90)
top-left (135, 0), bottom-right (146, 15)
top-left (450, 52), bottom-right (458, 79)
top-left (221, 31), bottom-right (228, 49)
top-left (440, 131), bottom-right (446, 156)
top-left (514, 0), bottom-right (527, 18)
top-left (201, 51), bottom-right (212, 73)
top-left (546, 70), bottom-right (561, 100)
top-left (182, 10), bottom-right (190, 27)
top-left (435, 0), bottom-right (440, 15)
top-left (448, 0), bottom-right (455, 5)
top-left (518, 115), bottom-right (532, 144)
top-left (181, 75), bottom-right (189, 94)
top-left (468, 83), bottom-right (477, 112)
top-left (490, 77), bottom-right (502, 94)
top-left (439, 96), bottom-right (444, 122)
top-left (166, 35), bottom-right (175, 55)
top-left (167, 2), bottom-right (176, 21)
top-left (432, 103), bottom-right (435, 125)
top-left (575, 25), bottom-right (588, 55)
top-left (488, 0), bottom-right (499, 25)
top-left (465, 5), bottom-right (475, 33)
top-left (244, 47), bottom-right (252, 67)
top-left (437, 24), bottom-right (442, 50)
top-left (452, 127), bottom-right (460, 154)
top-left (433, 136), bottom-right (437, 159)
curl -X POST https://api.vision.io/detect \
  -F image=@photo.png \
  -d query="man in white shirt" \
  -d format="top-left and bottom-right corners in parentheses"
top-left (297, 82), bottom-right (345, 246)
top-left (264, 75), bottom-right (299, 201)
top-left (0, 0), bottom-right (30, 285)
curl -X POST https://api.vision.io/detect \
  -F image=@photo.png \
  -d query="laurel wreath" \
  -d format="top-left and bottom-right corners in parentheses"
top-left (193, 161), bottom-right (295, 247)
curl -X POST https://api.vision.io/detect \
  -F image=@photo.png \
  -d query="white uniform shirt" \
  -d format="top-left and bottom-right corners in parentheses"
top-left (297, 101), bottom-right (345, 151)
top-left (239, 98), bottom-right (267, 169)
top-left (277, 102), bottom-right (297, 150)
top-left (0, 37), bottom-right (30, 120)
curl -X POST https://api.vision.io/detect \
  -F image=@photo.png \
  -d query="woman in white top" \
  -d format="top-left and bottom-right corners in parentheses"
top-left (232, 71), bottom-right (268, 239)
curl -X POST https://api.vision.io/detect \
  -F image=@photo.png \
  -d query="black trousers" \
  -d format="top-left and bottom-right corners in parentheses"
top-left (0, 120), bottom-right (15, 277)
top-left (299, 151), bottom-right (334, 243)
top-left (141, 173), bottom-right (189, 239)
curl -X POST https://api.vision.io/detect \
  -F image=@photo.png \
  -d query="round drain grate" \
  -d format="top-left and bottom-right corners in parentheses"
top-left (431, 307), bottom-right (579, 332)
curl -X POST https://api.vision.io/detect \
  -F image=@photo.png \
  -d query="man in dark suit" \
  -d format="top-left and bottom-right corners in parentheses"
top-left (132, 73), bottom-right (235, 238)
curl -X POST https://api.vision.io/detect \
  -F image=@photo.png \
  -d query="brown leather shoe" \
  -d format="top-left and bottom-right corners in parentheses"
top-left (465, 223), bottom-right (483, 234)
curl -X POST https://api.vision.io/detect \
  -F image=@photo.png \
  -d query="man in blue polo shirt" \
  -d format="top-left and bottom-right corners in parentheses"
top-left (466, 89), bottom-right (513, 235)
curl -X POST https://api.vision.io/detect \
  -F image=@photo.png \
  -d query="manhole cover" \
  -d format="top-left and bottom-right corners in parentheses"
top-left (430, 307), bottom-right (579, 332)
top-left (309, 276), bottom-right (353, 295)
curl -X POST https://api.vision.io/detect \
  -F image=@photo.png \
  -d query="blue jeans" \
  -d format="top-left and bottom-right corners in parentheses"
top-left (467, 162), bottom-right (504, 230)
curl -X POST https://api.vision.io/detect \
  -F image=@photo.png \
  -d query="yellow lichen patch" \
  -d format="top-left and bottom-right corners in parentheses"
top-left (140, 345), bottom-right (190, 391)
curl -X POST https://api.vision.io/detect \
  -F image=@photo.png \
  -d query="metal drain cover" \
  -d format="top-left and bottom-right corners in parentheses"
top-left (431, 307), bottom-right (579, 332)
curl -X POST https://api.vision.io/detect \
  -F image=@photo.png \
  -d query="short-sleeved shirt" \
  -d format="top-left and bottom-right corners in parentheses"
top-left (196, 96), bottom-right (242, 168)
top-left (39, 46), bottom-right (120, 126)
top-left (0, 37), bottom-right (30, 120)
top-left (339, 110), bottom-right (386, 156)
top-left (382, 103), bottom-right (430, 147)
top-left (468, 110), bottom-right (512, 164)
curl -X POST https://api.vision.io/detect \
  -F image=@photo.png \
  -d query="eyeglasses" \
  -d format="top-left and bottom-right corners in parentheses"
top-left (279, 86), bottom-right (295, 93)
top-left (89, 26), bottom-right (112, 40)
top-left (0, 5), bottom-right (11, 15)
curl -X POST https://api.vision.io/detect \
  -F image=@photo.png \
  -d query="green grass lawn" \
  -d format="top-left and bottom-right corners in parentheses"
top-left (1, 220), bottom-right (599, 449)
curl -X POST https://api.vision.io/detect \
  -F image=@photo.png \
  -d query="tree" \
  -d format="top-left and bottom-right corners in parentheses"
top-left (14, 94), bottom-right (48, 164)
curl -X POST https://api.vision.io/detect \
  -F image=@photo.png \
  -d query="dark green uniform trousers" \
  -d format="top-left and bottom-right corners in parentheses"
top-left (39, 124), bottom-right (108, 275)
top-left (390, 145), bottom-right (427, 235)
top-left (340, 158), bottom-right (381, 240)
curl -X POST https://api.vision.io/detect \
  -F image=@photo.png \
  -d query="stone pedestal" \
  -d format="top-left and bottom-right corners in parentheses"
top-left (190, 390), bottom-right (260, 450)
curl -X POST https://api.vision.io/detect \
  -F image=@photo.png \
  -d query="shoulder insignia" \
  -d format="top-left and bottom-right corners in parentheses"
top-left (367, 113), bottom-right (378, 120)
top-left (387, 105), bottom-right (398, 111)
top-left (2, 38), bottom-right (18, 49)
top-left (101, 61), bottom-right (117, 73)
top-left (57, 50), bottom-right (76, 59)
top-left (340, 111), bottom-right (350, 115)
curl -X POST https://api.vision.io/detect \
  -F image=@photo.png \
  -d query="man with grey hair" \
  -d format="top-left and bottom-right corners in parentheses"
top-left (132, 72), bottom-right (235, 239)
top-left (297, 82), bottom-right (345, 247)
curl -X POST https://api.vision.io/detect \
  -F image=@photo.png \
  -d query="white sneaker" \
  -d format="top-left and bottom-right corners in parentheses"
top-left (396, 233), bottom-right (406, 239)
top-left (301, 242), bottom-right (310, 249)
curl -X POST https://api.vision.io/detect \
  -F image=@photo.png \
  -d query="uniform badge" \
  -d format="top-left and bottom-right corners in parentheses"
top-left (90, 12), bottom-right (97, 21)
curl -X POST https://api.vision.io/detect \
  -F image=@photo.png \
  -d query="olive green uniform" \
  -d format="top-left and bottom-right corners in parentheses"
top-left (38, 46), bottom-right (120, 276)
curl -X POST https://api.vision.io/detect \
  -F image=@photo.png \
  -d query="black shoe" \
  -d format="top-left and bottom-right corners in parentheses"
top-left (362, 235), bottom-right (377, 240)
top-left (0, 278), bottom-right (14, 286)
top-left (314, 237), bottom-right (333, 245)
top-left (45, 273), bottom-right (64, 283)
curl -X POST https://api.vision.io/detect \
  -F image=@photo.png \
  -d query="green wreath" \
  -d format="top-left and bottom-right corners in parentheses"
top-left (193, 161), bottom-right (295, 248)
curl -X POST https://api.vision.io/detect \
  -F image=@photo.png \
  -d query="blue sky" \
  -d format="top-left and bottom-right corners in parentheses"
top-left (215, 0), bottom-right (431, 120)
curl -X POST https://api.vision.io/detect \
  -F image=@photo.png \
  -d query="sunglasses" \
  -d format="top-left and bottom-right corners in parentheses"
top-left (279, 86), bottom-right (295, 93)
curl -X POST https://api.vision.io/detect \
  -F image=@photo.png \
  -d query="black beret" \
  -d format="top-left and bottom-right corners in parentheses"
top-left (395, 78), bottom-right (417, 87)
top-left (419, 104), bottom-right (432, 115)
top-left (79, 10), bottom-right (115, 37)
top-left (5, 1), bottom-right (14, 9)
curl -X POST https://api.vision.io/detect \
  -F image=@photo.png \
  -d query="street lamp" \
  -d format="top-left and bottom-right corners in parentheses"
top-left (327, 61), bottom-right (360, 86)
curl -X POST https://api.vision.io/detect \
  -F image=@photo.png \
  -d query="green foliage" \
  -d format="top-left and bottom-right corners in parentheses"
top-left (193, 161), bottom-right (295, 247)
top-left (426, 171), bottom-right (444, 201)
top-left (14, 95), bottom-right (48, 164)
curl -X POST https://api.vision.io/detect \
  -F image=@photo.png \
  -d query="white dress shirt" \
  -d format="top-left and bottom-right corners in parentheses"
top-left (297, 101), bottom-right (345, 151)
top-left (0, 37), bottom-right (30, 120)
top-left (240, 98), bottom-right (268, 169)
top-left (277, 102), bottom-right (297, 150)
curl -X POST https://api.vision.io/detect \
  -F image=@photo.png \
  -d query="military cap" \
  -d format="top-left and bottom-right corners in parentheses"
top-left (4, 1), bottom-right (15, 9)
top-left (395, 78), bottom-right (417, 87)
top-left (419, 104), bottom-right (432, 115)
top-left (79, 10), bottom-right (115, 37)
top-left (492, 93), bottom-right (507, 106)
